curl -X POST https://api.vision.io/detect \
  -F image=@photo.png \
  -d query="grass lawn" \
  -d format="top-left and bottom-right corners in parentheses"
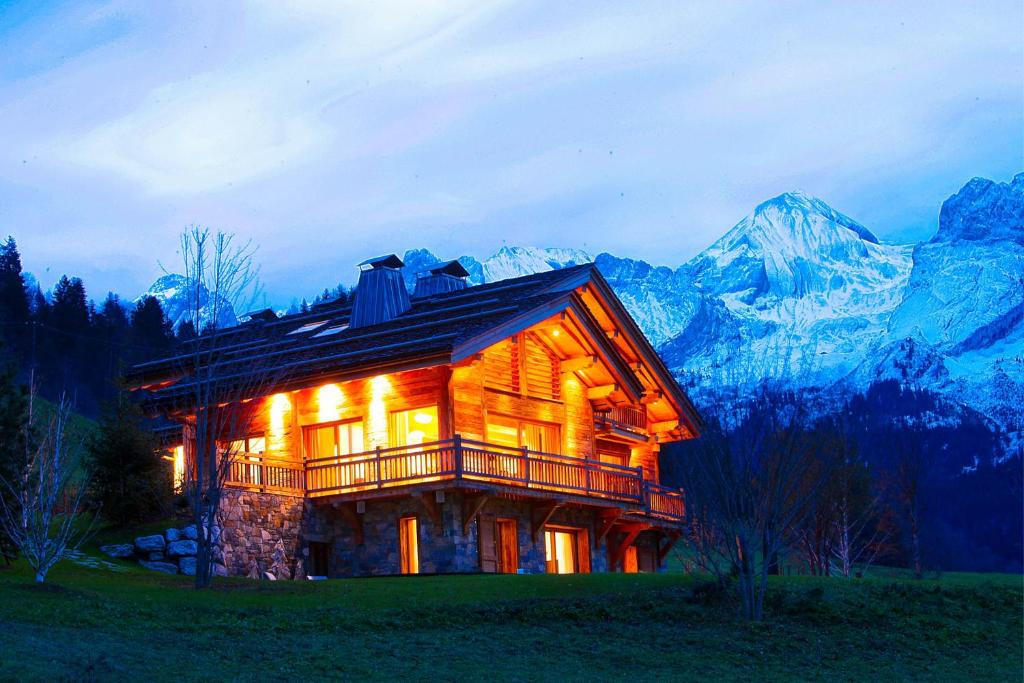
top-left (0, 554), bottom-right (1020, 682)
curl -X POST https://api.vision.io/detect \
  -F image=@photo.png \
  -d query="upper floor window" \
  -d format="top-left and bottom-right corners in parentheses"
top-left (224, 434), bottom-right (266, 457)
top-left (390, 406), bottom-right (439, 448)
top-left (305, 420), bottom-right (364, 459)
top-left (487, 414), bottom-right (561, 453)
top-left (483, 333), bottom-right (561, 401)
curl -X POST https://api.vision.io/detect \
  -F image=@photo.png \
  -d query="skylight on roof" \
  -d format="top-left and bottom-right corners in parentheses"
top-left (288, 320), bottom-right (328, 335)
top-left (313, 324), bottom-right (350, 338)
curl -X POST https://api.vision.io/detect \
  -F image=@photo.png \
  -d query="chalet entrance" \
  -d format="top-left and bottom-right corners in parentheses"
top-left (479, 514), bottom-right (518, 573)
top-left (544, 526), bottom-right (590, 574)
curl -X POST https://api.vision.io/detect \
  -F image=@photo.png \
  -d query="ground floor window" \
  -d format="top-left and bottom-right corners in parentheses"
top-left (544, 526), bottom-right (590, 574)
top-left (399, 516), bottom-right (419, 574)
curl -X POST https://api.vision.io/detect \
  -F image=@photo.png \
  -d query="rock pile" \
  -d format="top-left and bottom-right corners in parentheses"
top-left (99, 524), bottom-right (228, 577)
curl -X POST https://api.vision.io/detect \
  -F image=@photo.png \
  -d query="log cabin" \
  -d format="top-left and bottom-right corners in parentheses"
top-left (127, 255), bottom-right (701, 577)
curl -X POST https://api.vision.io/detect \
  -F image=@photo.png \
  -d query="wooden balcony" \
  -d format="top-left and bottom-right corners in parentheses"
top-left (223, 436), bottom-right (686, 523)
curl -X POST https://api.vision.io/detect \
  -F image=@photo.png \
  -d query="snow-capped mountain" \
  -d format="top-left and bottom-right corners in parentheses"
top-left (137, 273), bottom-right (237, 332)
top-left (665, 191), bottom-right (915, 389)
top-left (393, 174), bottom-right (1023, 439)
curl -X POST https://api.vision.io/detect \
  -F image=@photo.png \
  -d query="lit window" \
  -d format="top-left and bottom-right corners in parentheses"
top-left (486, 415), bottom-right (560, 453)
top-left (305, 421), bottom-right (365, 458)
top-left (390, 407), bottom-right (439, 448)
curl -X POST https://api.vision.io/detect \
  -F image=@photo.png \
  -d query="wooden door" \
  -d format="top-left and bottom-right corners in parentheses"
top-left (478, 513), bottom-right (498, 573)
top-left (497, 518), bottom-right (518, 573)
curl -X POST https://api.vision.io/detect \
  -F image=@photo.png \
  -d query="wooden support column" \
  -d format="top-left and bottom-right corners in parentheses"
top-left (596, 509), bottom-right (622, 544)
top-left (462, 494), bottom-right (489, 534)
top-left (608, 523), bottom-right (646, 570)
top-left (657, 531), bottom-right (682, 566)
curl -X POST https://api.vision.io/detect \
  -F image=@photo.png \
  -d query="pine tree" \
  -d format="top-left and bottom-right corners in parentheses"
top-left (86, 389), bottom-right (168, 527)
top-left (129, 296), bottom-right (174, 363)
top-left (0, 237), bottom-right (30, 359)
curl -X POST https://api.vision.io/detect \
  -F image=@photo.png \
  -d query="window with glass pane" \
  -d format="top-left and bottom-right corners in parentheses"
top-left (390, 407), bottom-right (439, 448)
top-left (306, 421), bottom-right (364, 458)
top-left (486, 415), bottom-right (560, 454)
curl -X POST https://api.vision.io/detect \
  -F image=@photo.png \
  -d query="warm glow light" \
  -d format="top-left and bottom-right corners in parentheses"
top-left (413, 411), bottom-right (433, 425)
top-left (173, 446), bottom-right (185, 493)
top-left (317, 383), bottom-right (344, 423)
top-left (269, 393), bottom-right (291, 454)
top-left (368, 375), bottom-right (391, 448)
top-left (551, 329), bottom-right (560, 337)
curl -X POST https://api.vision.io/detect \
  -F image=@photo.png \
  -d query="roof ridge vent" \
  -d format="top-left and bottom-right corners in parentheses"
top-left (350, 254), bottom-right (410, 328)
top-left (413, 259), bottom-right (470, 298)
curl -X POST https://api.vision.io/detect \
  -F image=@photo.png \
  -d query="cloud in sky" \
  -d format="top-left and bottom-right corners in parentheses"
top-left (0, 0), bottom-right (1020, 305)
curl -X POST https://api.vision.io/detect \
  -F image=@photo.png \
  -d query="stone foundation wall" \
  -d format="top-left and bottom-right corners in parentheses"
top-left (216, 488), bottom-right (661, 578)
top-left (217, 489), bottom-right (308, 576)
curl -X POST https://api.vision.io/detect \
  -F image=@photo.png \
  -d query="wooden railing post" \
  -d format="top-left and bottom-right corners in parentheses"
top-left (522, 446), bottom-right (530, 484)
top-left (584, 458), bottom-right (591, 495)
top-left (454, 434), bottom-right (463, 480)
top-left (375, 446), bottom-right (383, 489)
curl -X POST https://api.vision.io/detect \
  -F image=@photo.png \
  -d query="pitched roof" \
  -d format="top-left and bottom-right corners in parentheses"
top-left (126, 264), bottom-right (593, 410)
top-left (126, 263), bottom-right (701, 433)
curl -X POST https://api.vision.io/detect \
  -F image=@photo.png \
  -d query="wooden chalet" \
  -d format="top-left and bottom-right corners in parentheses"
top-left (127, 255), bottom-right (701, 577)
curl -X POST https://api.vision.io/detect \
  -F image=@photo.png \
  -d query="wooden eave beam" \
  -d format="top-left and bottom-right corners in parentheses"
top-left (586, 384), bottom-right (618, 400)
top-left (531, 502), bottom-right (562, 543)
top-left (650, 419), bottom-right (680, 434)
top-left (560, 355), bottom-right (598, 374)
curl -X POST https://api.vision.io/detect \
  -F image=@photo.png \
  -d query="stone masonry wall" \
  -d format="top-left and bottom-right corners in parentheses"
top-left (217, 488), bottom-right (656, 578)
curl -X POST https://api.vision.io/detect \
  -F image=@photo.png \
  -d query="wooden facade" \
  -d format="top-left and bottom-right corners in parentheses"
top-left (136, 261), bottom-right (700, 577)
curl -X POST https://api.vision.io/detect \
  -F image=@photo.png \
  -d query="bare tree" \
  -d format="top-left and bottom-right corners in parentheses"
top-left (792, 420), bottom-right (893, 578)
top-left (677, 388), bottom-right (827, 620)
top-left (174, 226), bottom-right (280, 588)
top-left (0, 393), bottom-right (94, 582)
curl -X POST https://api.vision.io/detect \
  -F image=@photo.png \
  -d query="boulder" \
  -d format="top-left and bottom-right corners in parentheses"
top-left (292, 559), bottom-right (307, 581)
top-left (165, 528), bottom-right (181, 542)
top-left (263, 571), bottom-right (277, 581)
top-left (213, 563), bottom-right (229, 577)
top-left (140, 560), bottom-right (178, 575)
top-left (179, 556), bottom-right (197, 576)
top-left (99, 544), bottom-right (134, 559)
top-left (148, 552), bottom-right (165, 562)
top-left (134, 534), bottom-right (165, 553)
top-left (183, 524), bottom-right (198, 540)
top-left (167, 540), bottom-right (198, 557)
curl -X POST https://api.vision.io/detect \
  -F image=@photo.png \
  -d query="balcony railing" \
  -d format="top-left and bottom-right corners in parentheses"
top-left (595, 405), bottom-right (647, 435)
top-left (223, 436), bottom-right (685, 522)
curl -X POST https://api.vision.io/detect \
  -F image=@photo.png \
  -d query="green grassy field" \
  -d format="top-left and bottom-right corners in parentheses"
top-left (0, 552), bottom-right (1020, 683)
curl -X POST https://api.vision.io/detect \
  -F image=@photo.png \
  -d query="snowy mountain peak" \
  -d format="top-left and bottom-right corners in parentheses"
top-left (752, 191), bottom-right (879, 244)
top-left (687, 191), bottom-right (906, 305)
top-left (482, 246), bottom-right (592, 282)
top-left (137, 273), bottom-right (237, 332)
top-left (934, 172), bottom-right (1024, 245)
